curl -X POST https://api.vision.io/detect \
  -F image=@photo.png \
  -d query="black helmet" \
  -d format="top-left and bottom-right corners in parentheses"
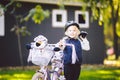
top-left (65, 21), bottom-right (80, 31)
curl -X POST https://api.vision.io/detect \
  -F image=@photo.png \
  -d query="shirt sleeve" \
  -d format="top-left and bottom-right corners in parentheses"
top-left (80, 38), bottom-right (90, 51)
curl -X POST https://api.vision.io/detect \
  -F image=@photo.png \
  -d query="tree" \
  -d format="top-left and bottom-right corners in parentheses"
top-left (0, 0), bottom-right (50, 67)
top-left (83, 0), bottom-right (120, 59)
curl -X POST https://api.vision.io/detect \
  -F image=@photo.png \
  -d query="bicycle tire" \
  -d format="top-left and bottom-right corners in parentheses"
top-left (32, 72), bottom-right (44, 80)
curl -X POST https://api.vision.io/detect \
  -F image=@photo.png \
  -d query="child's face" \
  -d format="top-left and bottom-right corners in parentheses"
top-left (65, 25), bottom-right (80, 38)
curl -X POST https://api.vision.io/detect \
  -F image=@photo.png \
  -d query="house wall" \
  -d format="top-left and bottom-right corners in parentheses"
top-left (0, 1), bottom-right (106, 67)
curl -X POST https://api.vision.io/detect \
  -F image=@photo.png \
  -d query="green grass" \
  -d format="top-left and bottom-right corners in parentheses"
top-left (80, 65), bottom-right (120, 80)
top-left (0, 66), bottom-right (35, 80)
top-left (0, 65), bottom-right (120, 80)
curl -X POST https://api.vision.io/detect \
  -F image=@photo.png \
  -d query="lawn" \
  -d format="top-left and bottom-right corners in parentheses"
top-left (0, 65), bottom-right (120, 80)
top-left (80, 65), bottom-right (120, 80)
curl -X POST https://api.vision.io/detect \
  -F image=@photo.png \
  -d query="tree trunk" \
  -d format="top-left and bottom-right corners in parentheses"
top-left (112, 2), bottom-right (119, 60)
top-left (17, 29), bottom-right (24, 68)
top-left (113, 23), bottom-right (119, 59)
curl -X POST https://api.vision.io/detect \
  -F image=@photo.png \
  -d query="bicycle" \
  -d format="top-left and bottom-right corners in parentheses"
top-left (31, 65), bottom-right (65, 80)
top-left (31, 50), bottom-right (65, 80)
top-left (26, 35), bottom-right (65, 80)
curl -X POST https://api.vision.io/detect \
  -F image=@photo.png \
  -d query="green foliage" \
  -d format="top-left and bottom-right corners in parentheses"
top-left (10, 2), bottom-right (22, 14)
top-left (10, 4), bottom-right (50, 36)
top-left (24, 5), bottom-right (50, 24)
top-left (0, 0), bottom-right (14, 16)
top-left (0, 0), bottom-right (14, 12)
top-left (10, 14), bottom-right (31, 36)
top-left (10, 25), bottom-right (31, 37)
top-left (78, 0), bottom-right (120, 49)
top-left (60, 0), bottom-right (120, 34)
top-left (0, 2), bottom-right (50, 36)
top-left (57, 0), bottom-right (65, 9)
top-left (104, 24), bottom-right (114, 48)
top-left (0, 1), bottom-right (31, 37)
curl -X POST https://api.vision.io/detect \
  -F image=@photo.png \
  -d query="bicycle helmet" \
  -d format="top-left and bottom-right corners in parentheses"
top-left (65, 21), bottom-right (80, 31)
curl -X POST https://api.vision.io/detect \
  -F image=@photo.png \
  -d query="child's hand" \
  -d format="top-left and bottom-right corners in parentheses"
top-left (58, 40), bottom-right (64, 47)
top-left (79, 36), bottom-right (87, 41)
top-left (58, 40), bottom-right (65, 50)
top-left (79, 31), bottom-right (88, 38)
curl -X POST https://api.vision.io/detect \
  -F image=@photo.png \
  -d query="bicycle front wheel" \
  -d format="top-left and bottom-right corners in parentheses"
top-left (32, 72), bottom-right (44, 80)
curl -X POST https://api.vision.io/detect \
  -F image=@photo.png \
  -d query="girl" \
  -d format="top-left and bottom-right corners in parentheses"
top-left (57, 21), bottom-right (90, 80)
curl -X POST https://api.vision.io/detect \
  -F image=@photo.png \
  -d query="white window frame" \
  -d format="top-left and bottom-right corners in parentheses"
top-left (52, 9), bottom-right (67, 28)
top-left (0, 8), bottom-right (5, 36)
top-left (75, 11), bottom-right (89, 28)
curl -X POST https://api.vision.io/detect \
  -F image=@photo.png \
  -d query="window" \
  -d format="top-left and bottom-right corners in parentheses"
top-left (75, 11), bottom-right (89, 28)
top-left (52, 9), bottom-right (67, 27)
top-left (0, 8), bottom-right (5, 36)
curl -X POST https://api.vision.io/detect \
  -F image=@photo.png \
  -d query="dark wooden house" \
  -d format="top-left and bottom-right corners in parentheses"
top-left (0, 0), bottom-right (105, 67)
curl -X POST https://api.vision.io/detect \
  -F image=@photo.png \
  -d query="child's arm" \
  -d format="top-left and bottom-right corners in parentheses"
top-left (55, 37), bottom-right (67, 51)
top-left (80, 37), bottom-right (90, 51)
